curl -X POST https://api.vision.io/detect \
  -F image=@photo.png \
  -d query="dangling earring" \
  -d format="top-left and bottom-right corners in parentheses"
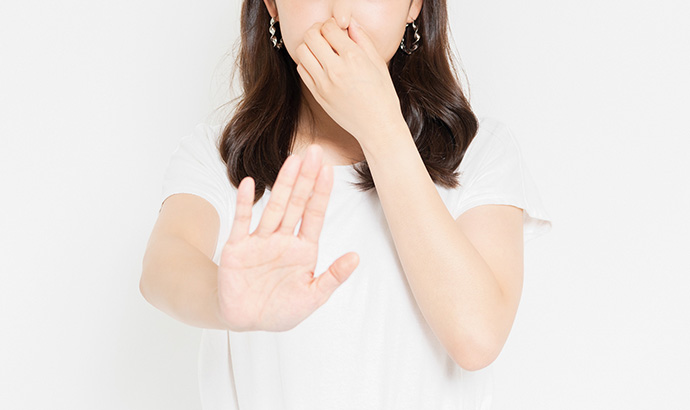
top-left (400, 20), bottom-right (420, 54)
top-left (269, 17), bottom-right (283, 49)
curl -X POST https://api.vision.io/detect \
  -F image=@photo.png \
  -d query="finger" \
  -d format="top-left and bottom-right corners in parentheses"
top-left (253, 155), bottom-right (301, 238)
top-left (296, 40), bottom-right (328, 87)
top-left (278, 144), bottom-right (324, 236)
top-left (304, 21), bottom-right (341, 67)
top-left (297, 162), bottom-right (334, 243)
top-left (310, 252), bottom-right (360, 306)
top-left (227, 176), bottom-right (254, 245)
top-left (296, 63), bottom-right (318, 100)
top-left (347, 18), bottom-right (382, 68)
top-left (320, 17), bottom-right (356, 58)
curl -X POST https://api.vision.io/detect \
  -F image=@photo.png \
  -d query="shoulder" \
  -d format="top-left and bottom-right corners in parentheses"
top-left (172, 122), bottom-right (226, 167)
top-left (472, 116), bottom-right (519, 152)
top-left (188, 122), bottom-right (224, 148)
top-left (165, 121), bottom-right (231, 190)
top-left (459, 116), bottom-right (521, 173)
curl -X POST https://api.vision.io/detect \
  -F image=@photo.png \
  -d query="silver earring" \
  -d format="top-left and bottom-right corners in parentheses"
top-left (400, 20), bottom-right (420, 54)
top-left (269, 17), bottom-right (283, 49)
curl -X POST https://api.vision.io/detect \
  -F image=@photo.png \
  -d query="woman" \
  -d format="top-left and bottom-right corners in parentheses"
top-left (140, 0), bottom-right (553, 408)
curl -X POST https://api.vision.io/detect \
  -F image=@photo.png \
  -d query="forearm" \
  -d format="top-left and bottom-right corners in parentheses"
top-left (140, 234), bottom-right (230, 330)
top-left (361, 126), bottom-right (508, 369)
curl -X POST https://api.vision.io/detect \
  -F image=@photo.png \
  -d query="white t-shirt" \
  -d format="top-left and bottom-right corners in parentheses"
top-left (160, 117), bottom-right (553, 410)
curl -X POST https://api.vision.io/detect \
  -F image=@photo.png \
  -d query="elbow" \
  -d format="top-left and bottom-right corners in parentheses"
top-left (451, 351), bottom-right (497, 372)
top-left (139, 269), bottom-right (155, 305)
top-left (139, 274), bottom-right (150, 303)
top-left (450, 334), bottom-right (503, 372)
top-left (139, 275), bottom-right (148, 300)
top-left (140, 253), bottom-right (159, 306)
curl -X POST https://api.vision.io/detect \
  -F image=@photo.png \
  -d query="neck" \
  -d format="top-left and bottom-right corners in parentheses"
top-left (292, 82), bottom-right (365, 166)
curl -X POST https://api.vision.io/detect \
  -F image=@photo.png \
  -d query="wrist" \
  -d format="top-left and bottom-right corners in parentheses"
top-left (361, 120), bottom-right (414, 167)
top-left (214, 285), bottom-right (258, 332)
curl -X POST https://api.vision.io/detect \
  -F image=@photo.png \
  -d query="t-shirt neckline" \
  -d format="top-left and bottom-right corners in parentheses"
top-left (331, 162), bottom-right (362, 184)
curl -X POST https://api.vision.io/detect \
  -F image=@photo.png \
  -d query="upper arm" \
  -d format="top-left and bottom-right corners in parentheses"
top-left (454, 204), bottom-right (525, 319)
top-left (148, 193), bottom-right (221, 262)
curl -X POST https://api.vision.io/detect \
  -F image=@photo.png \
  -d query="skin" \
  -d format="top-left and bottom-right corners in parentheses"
top-left (216, 1), bottom-right (524, 371)
top-left (142, 0), bottom-right (525, 371)
top-left (215, 0), bottom-right (427, 332)
top-left (262, 0), bottom-right (423, 166)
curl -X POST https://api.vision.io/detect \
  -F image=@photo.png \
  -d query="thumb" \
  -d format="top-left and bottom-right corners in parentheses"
top-left (311, 252), bottom-right (360, 305)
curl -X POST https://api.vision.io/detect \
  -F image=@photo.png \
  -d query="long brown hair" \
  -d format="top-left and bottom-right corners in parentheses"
top-left (217, 0), bottom-right (478, 205)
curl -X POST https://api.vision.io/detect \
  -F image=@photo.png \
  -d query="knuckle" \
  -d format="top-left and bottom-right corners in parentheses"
top-left (306, 204), bottom-right (326, 219)
top-left (296, 43), bottom-right (307, 55)
top-left (320, 22), bottom-right (333, 34)
top-left (290, 193), bottom-right (309, 209)
top-left (266, 199), bottom-right (283, 214)
top-left (344, 48), bottom-right (360, 60)
top-left (317, 80), bottom-right (332, 93)
top-left (234, 210), bottom-right (249, 222)
top-left (305, 28), bottom-right (319, 42)
top-left (328, 69), bottom-right (342, 82)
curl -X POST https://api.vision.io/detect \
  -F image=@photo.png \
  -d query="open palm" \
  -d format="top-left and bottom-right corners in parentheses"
top-left (216, 145), bottom-right (359, 332)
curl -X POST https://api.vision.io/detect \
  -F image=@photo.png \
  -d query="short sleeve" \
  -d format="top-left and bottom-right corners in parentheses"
top-left (160, 123), bottom-right (234, 227)
top-left (453, 118), bottom-right (553, 243)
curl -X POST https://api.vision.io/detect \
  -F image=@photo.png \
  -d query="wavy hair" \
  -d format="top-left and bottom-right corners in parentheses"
top-left (217, 0), bottom-right (478, 204)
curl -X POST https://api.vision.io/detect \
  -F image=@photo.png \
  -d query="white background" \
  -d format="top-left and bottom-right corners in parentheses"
top-left (1, 0), bottom-right (688, 409)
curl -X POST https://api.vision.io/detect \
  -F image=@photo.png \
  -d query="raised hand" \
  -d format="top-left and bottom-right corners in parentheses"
top-left (216, 145), bottom-right (360, 332)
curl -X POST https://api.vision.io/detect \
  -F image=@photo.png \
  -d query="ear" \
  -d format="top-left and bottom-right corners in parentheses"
top-left (407, 0), bottom-right (423, 23)
top-left (263, 0), bottom-right (279, 21)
